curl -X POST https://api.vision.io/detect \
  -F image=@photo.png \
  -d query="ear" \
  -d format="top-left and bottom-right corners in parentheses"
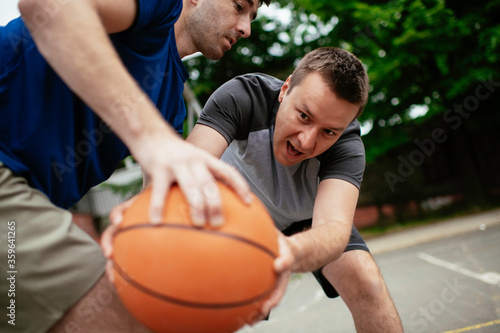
top-left (278, 75), bottom-right (292, 103)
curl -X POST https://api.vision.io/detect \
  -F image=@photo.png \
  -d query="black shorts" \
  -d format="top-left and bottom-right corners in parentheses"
top-left (281, 220), bottom-right (370, 298)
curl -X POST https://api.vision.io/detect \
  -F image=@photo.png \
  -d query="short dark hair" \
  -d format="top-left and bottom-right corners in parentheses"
top-left (288, 47), bottom-right (369, 120)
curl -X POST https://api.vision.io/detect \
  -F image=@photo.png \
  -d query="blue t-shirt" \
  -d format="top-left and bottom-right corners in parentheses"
top-left (0, 0), bottom-right (189, 208)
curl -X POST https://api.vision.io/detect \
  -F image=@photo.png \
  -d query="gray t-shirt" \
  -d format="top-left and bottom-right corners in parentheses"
top-left (197, 73), bottom-right (365, 230)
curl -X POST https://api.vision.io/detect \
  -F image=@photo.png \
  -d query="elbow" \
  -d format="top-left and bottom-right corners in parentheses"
top-left (18, 0), bottom-right (38, 19)
top-left (18, 0), bottom-right (59, 27)
top-left (18, 0), bottom-right (51, 38)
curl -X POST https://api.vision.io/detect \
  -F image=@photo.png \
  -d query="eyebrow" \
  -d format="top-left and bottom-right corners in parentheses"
top-left (301, 104), bottom-right (345, 132)
top-left (244, 0), bottom-right (258, 20)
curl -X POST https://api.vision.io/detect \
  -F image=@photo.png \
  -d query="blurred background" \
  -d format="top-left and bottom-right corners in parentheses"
top-left (180, 0), bottom-right (500, 233)
top-left (2, 2), bottom-right (500, 332)
top-left (2, 0), bottom-right (499, 235)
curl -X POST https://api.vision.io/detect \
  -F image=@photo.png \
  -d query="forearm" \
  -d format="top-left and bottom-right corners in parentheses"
top-left (18, 0), bottom-right (176, 152)
top-left (287, 220), bottom-right (351, 273)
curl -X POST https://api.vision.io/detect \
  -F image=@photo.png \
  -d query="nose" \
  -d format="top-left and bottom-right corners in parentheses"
top-left (236, 16), bottom-right (251, 38)
top-left (298, 128), bottom-right (317, 150)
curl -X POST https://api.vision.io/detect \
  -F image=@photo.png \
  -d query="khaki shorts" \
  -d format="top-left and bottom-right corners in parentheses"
top-left (0, 163), bottom-right (106, 332)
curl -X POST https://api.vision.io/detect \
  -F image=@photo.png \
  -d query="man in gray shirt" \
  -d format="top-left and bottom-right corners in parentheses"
top-left (187, 47), bottom-right (403, 332)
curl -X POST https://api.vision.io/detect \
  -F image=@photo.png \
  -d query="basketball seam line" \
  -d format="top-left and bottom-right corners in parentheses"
top-left (115, 223), bottom-right (278, 258)
top-left (113, 261), bottom-right (275, 309)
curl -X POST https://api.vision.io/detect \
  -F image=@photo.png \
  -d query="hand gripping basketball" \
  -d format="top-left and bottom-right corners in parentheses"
top-left (112, 182), bottom-right (279, 333)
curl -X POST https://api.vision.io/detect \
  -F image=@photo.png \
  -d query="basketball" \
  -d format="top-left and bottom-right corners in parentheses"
top-left (112, 182), bottom-right (279, 333)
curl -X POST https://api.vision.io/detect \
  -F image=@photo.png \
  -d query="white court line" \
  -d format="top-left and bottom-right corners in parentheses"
top-left (417, 252), bottom-right (500, 287)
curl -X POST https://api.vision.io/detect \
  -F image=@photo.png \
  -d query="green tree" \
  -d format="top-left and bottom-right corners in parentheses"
top-left (294, 0), bottom-right (500, 161)
top-left (185, 0), bottom-right (500, 162)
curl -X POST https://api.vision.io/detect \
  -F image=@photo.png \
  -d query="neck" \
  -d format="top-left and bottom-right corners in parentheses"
top-left (174, 12), bottom-right (197, 59)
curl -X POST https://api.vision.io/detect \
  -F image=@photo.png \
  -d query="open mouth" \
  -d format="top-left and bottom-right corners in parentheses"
top-left (225, 36), bottom-right (236, 48)
top-left (287, 141), bottom-right (303, 156)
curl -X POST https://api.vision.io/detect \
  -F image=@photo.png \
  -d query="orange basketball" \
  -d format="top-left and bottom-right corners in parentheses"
top-left (112, 182), bottom-right (279, 333)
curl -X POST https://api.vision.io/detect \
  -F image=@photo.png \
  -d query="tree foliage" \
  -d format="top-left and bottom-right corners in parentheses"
top-left (184, 0), bottom-right (500, 161)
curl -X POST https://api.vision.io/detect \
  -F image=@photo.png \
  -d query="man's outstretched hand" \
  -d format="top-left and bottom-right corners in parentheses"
top-left (248, 231), bottom-right (295, 325)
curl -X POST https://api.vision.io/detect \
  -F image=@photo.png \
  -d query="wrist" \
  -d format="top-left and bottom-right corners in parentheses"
top-left (286, 235), bottom-right (305, 273)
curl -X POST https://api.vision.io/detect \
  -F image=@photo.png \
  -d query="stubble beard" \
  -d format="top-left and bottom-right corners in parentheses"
top-left (186, 7), bottom-right (225, 60)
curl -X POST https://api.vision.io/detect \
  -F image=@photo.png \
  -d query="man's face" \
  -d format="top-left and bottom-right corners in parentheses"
top-left (273, 72), bottom-right (360, 166)
top-left (187, 0), bottom-right (259, 60)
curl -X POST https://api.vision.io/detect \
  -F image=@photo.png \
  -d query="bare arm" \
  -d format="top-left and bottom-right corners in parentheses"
top-left (287, 178), bottom-right (358, 272)
top-left (186, 123), bottom-right (229, 158)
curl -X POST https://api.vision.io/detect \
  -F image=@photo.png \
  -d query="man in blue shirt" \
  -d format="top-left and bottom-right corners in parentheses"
top-left (0, 0), bottom-right (269, 331)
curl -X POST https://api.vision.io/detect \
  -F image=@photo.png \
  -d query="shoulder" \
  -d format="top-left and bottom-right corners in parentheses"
top-left (234, 73), bottom-right (284, 89)
top-left (205, 73), bottom-right (283, 117)
top-left (115, 0), bottom-right (182, 36)
top-left (198, 73), bottom-right (282, 142)
top-left (222, 73), bottom-right (282, 120)
top-left (323, 120), bottom-right (364, 158)
top-left (342, 120), bottom-right (362, 137)
top-left (220, 73), bottom-right (283, 100)
top-left (317, 120), bottom-right (366, 188)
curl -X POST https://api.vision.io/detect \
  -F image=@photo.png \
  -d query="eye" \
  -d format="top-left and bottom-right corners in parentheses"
top-left (324, 129), bottom-right (336, 136)
top-left (299, 112), bottom-right (308, 120)
top-left (234, 1), bottom-right (243, 12)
